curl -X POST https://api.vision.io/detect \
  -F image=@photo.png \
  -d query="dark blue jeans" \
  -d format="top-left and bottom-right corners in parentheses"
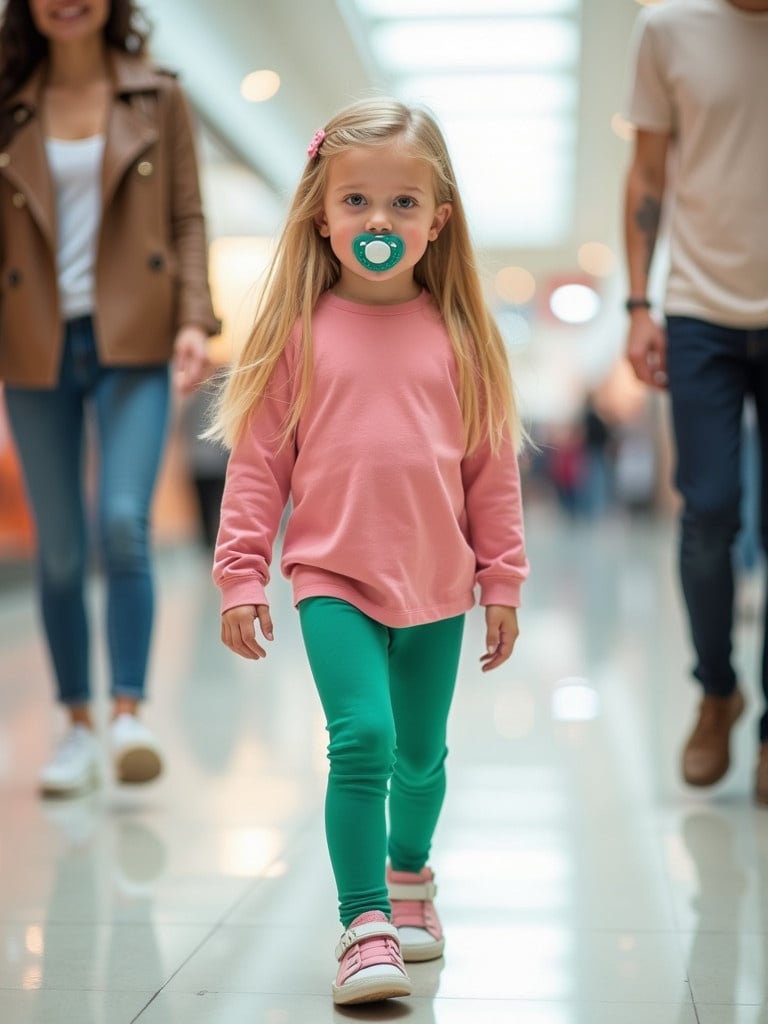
top-left (5, 317), bottom-right (170, 705)
top-left (667, 316), bottom-right (768, 741)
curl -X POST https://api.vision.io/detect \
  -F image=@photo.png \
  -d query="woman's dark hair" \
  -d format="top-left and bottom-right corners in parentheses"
top-left (0, 1), bottom-right (151, 106)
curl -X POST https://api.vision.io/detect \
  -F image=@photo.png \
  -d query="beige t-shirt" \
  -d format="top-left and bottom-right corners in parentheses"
top-left (626, 0), bottom-right (768, 328)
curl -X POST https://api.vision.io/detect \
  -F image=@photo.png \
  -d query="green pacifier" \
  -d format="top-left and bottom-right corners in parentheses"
top-left (352, 233), bottom-right (405, 272)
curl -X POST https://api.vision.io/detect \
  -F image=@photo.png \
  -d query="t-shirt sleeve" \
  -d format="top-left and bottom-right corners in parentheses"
top-left (625, 10), bottom-right (675, 134)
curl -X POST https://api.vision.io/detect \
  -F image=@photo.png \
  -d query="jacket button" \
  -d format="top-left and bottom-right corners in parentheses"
top-left (0, 153), bottom-right (9, 168)
top-left (8, 269), bottom-right (21, 287)
top-left (13, 108), bottom-right (29, 125)
top-left (137, 160), bottom-right (154, 177)
top-left (12, 192), bottom-right (26, 208)
top-left (148, 253), bottom-right (164, 271)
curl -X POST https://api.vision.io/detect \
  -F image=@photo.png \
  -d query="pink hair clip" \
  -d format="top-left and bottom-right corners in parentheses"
top-left (307, 129), bottom-right (326, 160)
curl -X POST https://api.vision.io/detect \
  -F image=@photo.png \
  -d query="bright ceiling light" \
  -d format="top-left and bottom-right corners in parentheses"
top-left (399, 73), bottom-right (577, 115)
top-left (240, 69), bottom-right (280, 103)
top-left (356, 0), bottom-right (578, 13)
top-left (441, 113), bottom-right (576, 153)
top-left (549, 283), bottom-right (601, 324)
top-left (610, 112), bottom-right (634, 142)
top-left (370, 19), bottom-right (579, 71)
top-left (577, 242), bottom-right (615, 277)
top-left (551, 678), bottom-right (600, 722)
top-left (346, 0), bottom-right (582, 249)
top-left (440, 115), bottom-right (574, 245)
top-left (495, 266), bottom-right (536, 305)
top-left (458, 173), bottom-right (572, 247)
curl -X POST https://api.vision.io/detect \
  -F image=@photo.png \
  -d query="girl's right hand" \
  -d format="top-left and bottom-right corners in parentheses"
top-left (221, 604), bottom-right (274, 660)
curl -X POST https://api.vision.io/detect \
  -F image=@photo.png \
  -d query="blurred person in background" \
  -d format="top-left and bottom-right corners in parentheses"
top-left (623, 0), bottom-right (768, 803)
top-left (0, 0), bottom-right (219, 797)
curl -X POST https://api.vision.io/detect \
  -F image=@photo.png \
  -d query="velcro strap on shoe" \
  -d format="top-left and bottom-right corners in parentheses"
top-left (334, 920), bottom-right (400, 961)
top-left (388, 880), bottom-right (437, 901)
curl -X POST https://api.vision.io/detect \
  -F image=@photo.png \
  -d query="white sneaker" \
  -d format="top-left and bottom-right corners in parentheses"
top-left (110, 714), bottom-right (163, 784)
top-left (39, 725), bottom-right (100, 797)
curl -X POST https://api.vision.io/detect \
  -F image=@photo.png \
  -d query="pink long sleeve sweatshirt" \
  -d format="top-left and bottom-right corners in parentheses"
top-left (213, 290), bottom-right (528, 628)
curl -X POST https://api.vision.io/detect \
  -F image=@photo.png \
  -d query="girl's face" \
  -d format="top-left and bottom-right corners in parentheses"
top-left (28, 0), bottom-right (110, 45)
top-left (315, 142), bottom-right (452, 305)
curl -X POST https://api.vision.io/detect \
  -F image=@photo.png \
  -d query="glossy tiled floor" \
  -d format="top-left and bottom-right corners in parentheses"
top-left (1, 508), bottom-right (767, 1024)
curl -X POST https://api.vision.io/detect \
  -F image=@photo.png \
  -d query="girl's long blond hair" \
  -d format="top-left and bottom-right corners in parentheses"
top-left (211, 96), bottom-right (522, 454)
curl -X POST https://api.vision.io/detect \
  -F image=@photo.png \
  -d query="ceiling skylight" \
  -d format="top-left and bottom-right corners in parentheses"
top-left (369, 20), bottom-right (578, 72)
top-left (340, 0), bottom-right (582, 250)
top-left (397, 74), bottom-right (577, 116)
top-left (355, 0), bottom-right (579, 15)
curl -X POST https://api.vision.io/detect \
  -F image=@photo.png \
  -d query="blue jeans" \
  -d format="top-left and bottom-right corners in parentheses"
top-left (5, 317), bottom-right (170, 705)
top-left (666, 316), bottom-right (768, 741)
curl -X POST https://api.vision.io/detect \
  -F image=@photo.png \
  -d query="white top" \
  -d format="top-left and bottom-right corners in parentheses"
top-left (44, 134), bottom-right (105, 321)
top-left (625, 0), bottom-right (768, 327)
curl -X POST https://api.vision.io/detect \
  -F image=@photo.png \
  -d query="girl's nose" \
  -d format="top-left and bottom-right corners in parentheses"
top-left (366, 208), bottom-right (391, 233)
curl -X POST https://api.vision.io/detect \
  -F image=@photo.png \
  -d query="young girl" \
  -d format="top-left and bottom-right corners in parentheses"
top-left (211, 97), bottom-right (528, 1006)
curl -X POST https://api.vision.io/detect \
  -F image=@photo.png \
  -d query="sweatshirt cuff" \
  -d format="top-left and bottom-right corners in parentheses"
top-left (478, 577), bottom-right (523, 609)
top-left (219, 576), bottom-right (268, 614)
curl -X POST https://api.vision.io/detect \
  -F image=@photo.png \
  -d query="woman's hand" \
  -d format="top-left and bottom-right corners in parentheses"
top-left (221, 604), bottom-right (274, 660)
top-left (172, 324), bottom-right (212, 395)
top-left (480, 605), bottom-right (519, 672)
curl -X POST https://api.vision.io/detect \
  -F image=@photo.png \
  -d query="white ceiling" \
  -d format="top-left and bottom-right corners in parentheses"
top-left (143, 0), bottom-right (644, 267)
top-left (142, 0), bottom-right (654, 419)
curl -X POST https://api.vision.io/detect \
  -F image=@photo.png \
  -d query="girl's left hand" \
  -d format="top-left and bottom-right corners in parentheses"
top-left (172, 325), bottom-right (212, 395)
top-left (481, 605), bottom-right (519, 672)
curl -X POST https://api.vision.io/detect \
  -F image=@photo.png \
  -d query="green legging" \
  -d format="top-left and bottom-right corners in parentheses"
top-left (298, 597), bottom-right (465, 927)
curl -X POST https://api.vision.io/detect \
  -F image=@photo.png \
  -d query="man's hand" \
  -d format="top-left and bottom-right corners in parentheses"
top-left (481, 605), bottom-right (519, 672)
top-left (626, 311), bottom-right (668, 389)
top-left (221, 604), bottom-right (274, 660)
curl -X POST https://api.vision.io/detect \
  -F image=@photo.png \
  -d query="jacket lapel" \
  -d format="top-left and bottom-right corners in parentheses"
top-left (100, 96), bottom-right (157, 214)
top-left (0, 54), bottom-right (164, 238)
top-left (3, 119), bottom-right (57, 249)
top-left (1, 69), bottom-right (56, 249)
top-left (101, 52), bottom-right (161, 214)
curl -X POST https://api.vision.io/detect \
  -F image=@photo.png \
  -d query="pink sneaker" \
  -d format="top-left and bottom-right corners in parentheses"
top-left (333, 910), bottom-right (411, 1005)
top-left (387, 865), bottom-right (445, 961)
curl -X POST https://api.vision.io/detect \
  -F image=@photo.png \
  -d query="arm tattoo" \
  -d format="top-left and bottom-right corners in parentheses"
top-left (635, 194), bottom-right (661, 275)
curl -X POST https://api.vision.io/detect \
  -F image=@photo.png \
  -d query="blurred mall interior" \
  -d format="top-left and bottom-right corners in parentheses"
top-left (1, 1), bottom-right (767, 1022)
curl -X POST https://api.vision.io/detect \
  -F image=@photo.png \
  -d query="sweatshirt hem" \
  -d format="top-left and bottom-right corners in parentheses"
top-left (291, 581), bottom-right (475, 628)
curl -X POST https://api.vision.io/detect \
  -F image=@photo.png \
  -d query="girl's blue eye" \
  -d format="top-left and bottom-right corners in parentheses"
top-left (394, 197), bottom-right (416, 209)
top-left (345, 195), bottom-right (366, 207)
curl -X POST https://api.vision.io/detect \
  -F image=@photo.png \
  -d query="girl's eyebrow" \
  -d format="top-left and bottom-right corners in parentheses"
top-left (332, 183), bottom-right (427, 195)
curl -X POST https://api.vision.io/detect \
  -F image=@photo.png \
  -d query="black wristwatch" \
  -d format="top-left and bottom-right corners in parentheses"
top-left (625, 297), bottom-right (652, 312)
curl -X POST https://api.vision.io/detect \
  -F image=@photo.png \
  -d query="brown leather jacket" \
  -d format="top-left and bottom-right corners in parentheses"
top-left (0, 52), bottom-right (219, 388)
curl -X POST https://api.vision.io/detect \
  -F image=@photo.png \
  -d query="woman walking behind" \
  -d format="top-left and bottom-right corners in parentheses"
top-left (212, 97), bottom-right (528, 1005)
top-left (0, 0), bottom-right (219, 795)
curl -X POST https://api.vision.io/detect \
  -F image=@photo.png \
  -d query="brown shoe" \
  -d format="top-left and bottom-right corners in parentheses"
top-left (681, 690), bottom-right (745, 787)
top-left (756, 744), bottom-right (768, 806)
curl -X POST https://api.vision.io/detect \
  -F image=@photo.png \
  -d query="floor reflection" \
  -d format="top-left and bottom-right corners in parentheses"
top-left (0, 513), bottom-right (765, 1023)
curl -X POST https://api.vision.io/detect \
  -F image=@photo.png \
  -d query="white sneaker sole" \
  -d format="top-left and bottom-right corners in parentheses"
top-left (39, 765), bottom-right (100, 798)
top-left (400, 934), bottom-right (445, 962)
top-left (332, 973), bottom-right (411, 1005)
